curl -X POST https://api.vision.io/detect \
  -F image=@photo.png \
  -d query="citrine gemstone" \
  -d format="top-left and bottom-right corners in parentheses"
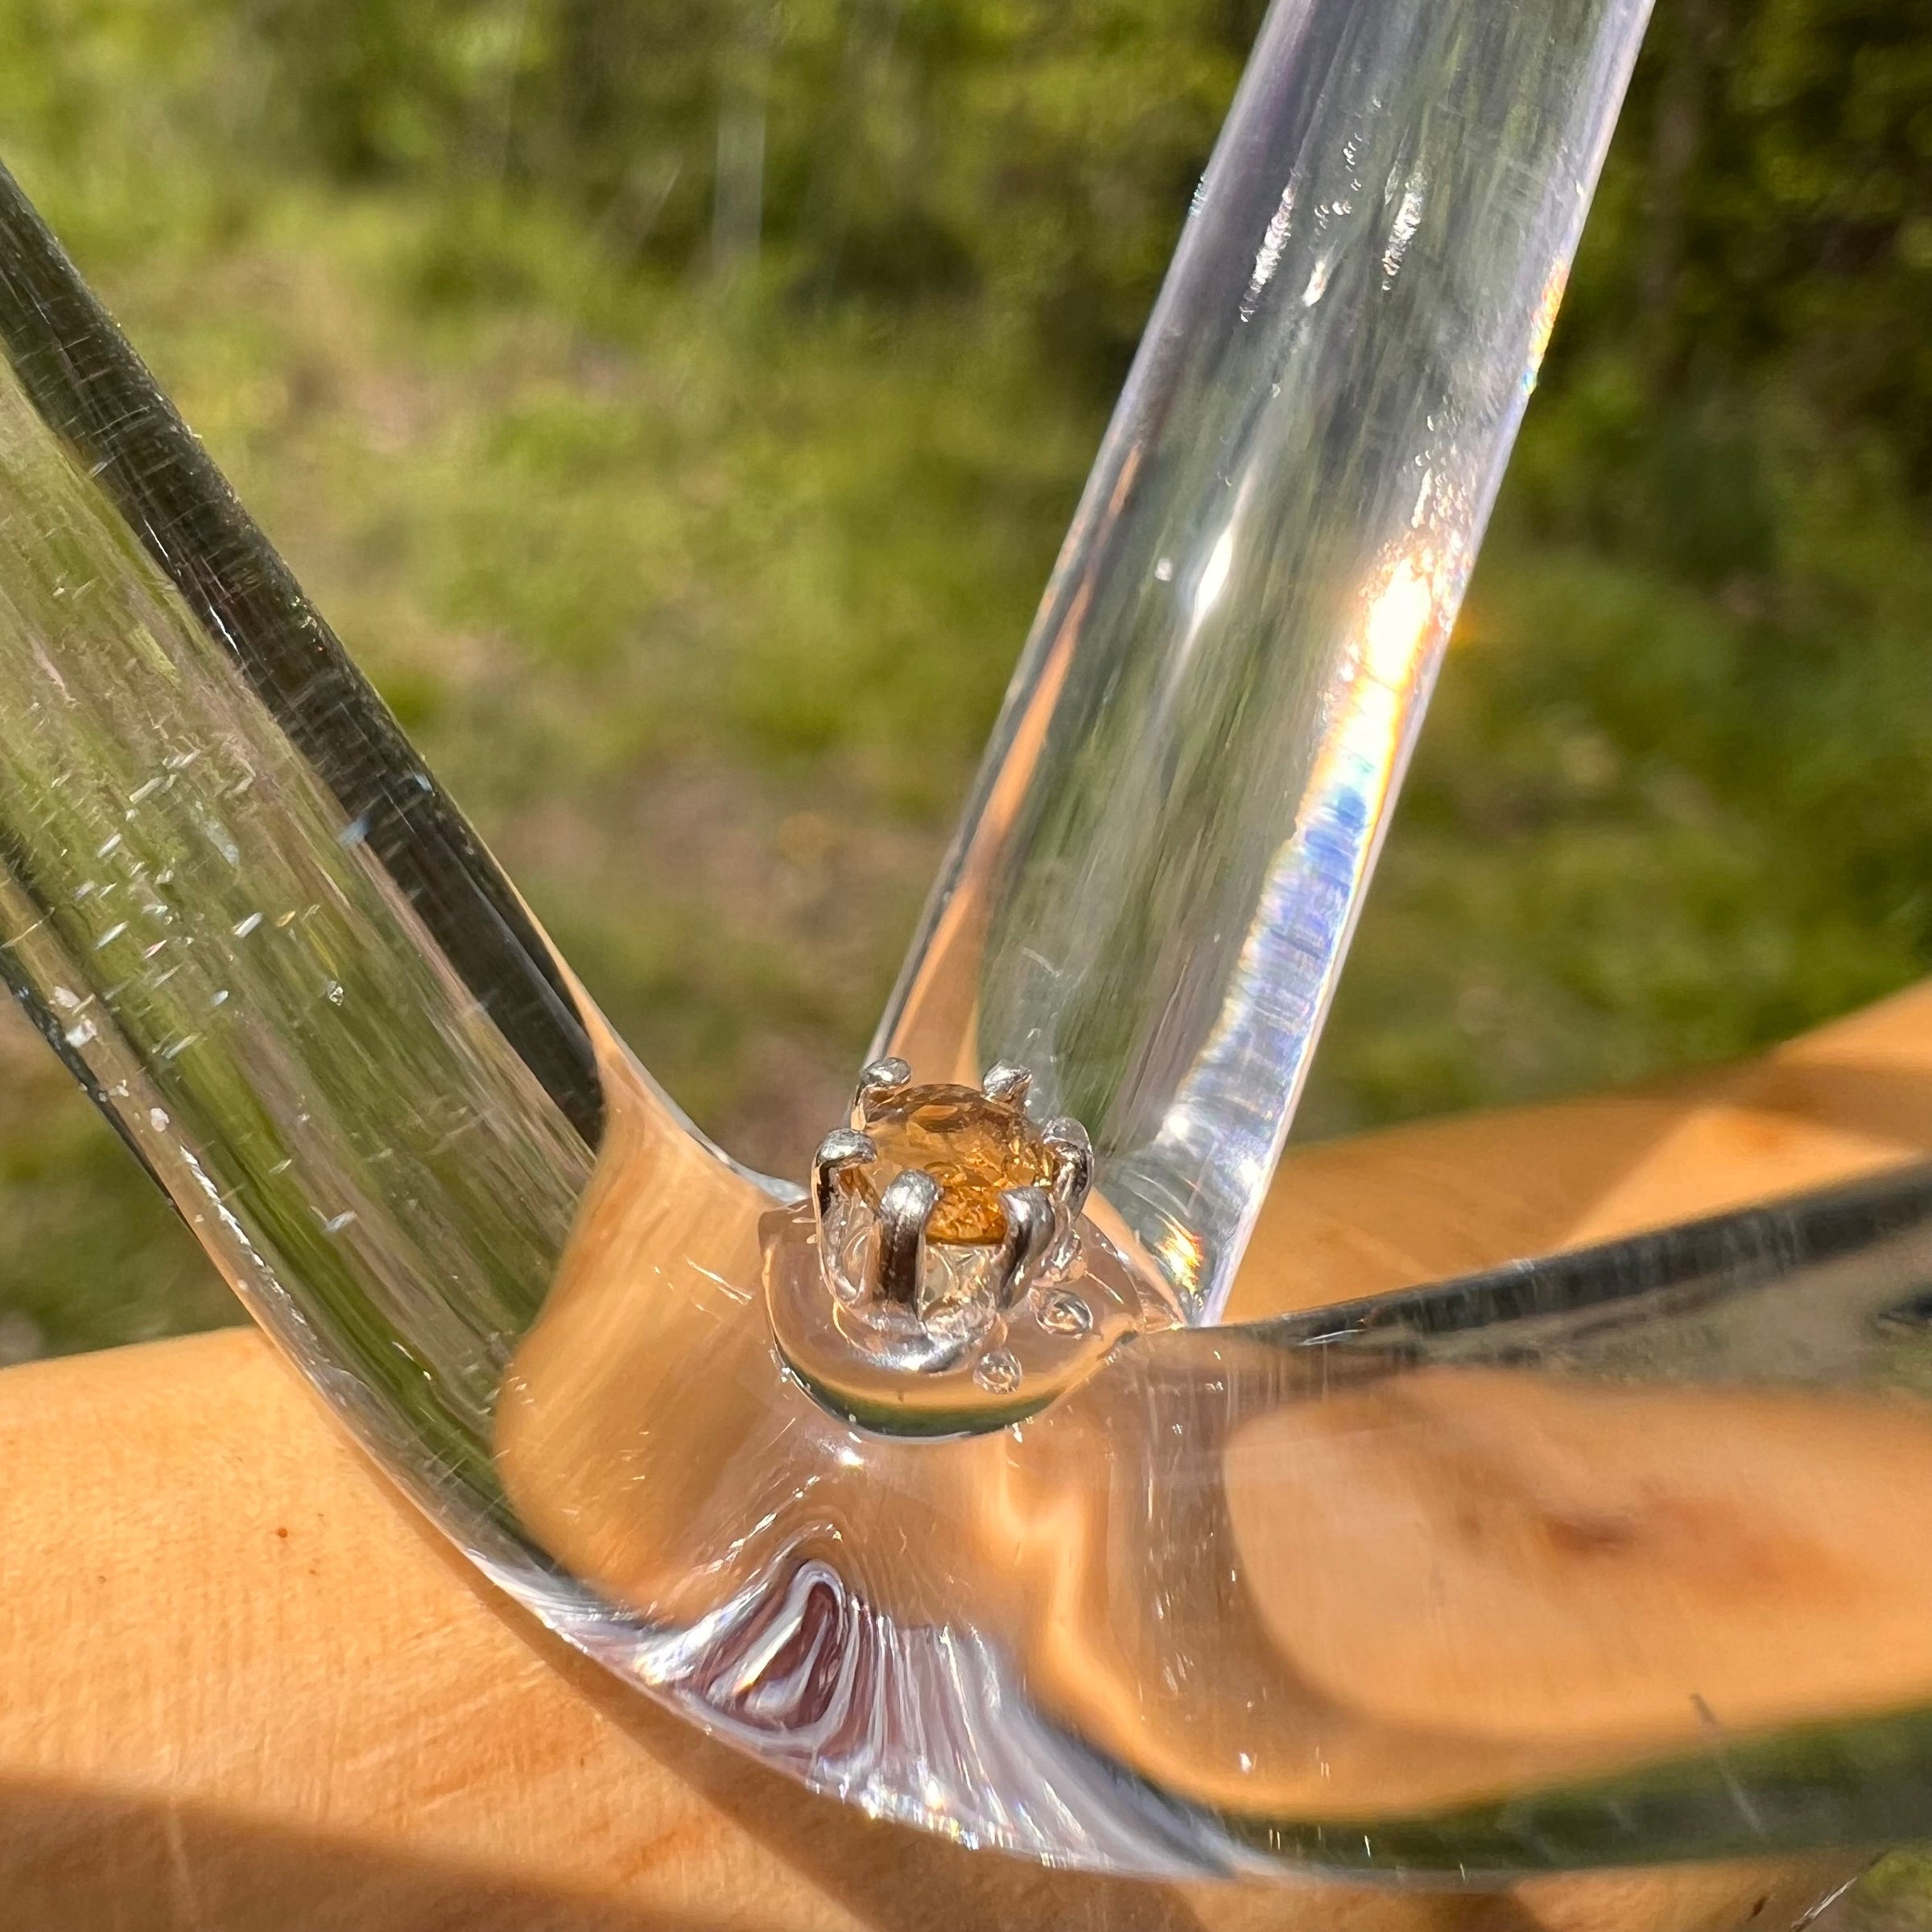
top-left (851, 1084), bottom-right (1055, 1246)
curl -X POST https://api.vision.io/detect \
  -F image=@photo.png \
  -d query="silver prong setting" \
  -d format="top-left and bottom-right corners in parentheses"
top-left (1042, 1116), bottom-right (1093, 1218)
top-left (993, 1185), bottom-right (1056, 1310)
top-left (853, 1056), bottom-right (913, 1124)
top-left (980, 1061), bottom-right (1034, 1108)
top-left (807, 1063), bottom-right (1100, 1374)
top-left (874, 1168), bottom-right (941, 1307)
top-left (811, 1128), bottom-right (876, 1226)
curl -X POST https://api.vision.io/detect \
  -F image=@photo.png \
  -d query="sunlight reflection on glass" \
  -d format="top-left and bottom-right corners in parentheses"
top-left (883, 0), bottom-right (1654, 1319)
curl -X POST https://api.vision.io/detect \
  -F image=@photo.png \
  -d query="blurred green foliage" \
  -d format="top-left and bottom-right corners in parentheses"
top-left (0, 0), bottom-right (1926, 1364)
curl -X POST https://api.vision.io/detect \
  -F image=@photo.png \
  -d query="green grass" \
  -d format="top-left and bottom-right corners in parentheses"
top-left (2, 38), bottom-right (1931, 1360)
top-left (0, 146), bottom-right (1108, 1352)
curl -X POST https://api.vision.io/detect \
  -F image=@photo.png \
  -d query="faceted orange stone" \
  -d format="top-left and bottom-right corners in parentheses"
top-left (850, 1083), bottom-right (1055, 1246)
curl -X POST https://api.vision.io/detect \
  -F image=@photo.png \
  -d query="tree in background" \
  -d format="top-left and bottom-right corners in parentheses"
top-left (0, 0), bottom-right (1927, 1351)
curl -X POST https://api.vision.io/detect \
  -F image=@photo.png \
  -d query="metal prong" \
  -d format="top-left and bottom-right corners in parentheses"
top-left (993, 1186), bottom-right (1055, 1310)
top-left (811, 1128), bottom-right (875, 1225)
top-left (874, 1169), bottom-right (941, 1307)
top-left (853, 1056), bottom-right (913, 1121)
top-left (1042, 1116), bottom-right (1092, 1217)
top-left (981, 1062), bottom-right (1033, 1108)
